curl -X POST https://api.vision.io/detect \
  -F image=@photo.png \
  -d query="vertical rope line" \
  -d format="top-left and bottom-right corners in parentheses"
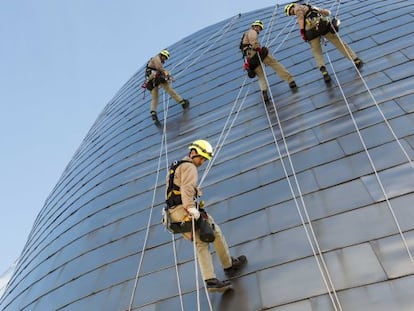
top-left (325, 28), bottom-right (414, 169)
top-left (171, 235), bottom-right (185, 311)
top-left (258, 54), bottom-right (343, 311)
top-left (325, 51), bottom-right (414, 265)
top-left (200, 78), bottom-right (249, 186)
top-left (172, 14), bottom-right (241, 79)
top-left (191, 218), bottom-right (201, 311)
top-left (127, 114), bottom-right (167, 311)
top-left (264, 4), bottom-right (279, 47)
top-left (267, 18), bottom-right (296, 48)
top-left (161, 95), bottom-right (188, 310)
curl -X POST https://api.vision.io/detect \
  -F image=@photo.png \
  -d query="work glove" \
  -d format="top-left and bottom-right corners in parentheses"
top-left (255, 46), bottom-right (262, 53)
top-left (300, 29), bottom-right (307, 42)
top-left (187, 207), bottom-right (200, 220)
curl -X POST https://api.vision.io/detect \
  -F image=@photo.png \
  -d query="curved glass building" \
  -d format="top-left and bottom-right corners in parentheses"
top-left (1, 0), bottom-right (414, 310)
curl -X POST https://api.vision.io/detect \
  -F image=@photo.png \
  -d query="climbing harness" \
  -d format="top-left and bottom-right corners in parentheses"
top-left (303, 4), bottom-right (336, 41)
top-left (257, 53), bottom-right (344, 311)
top-left (165, 160), bottom-right (193, 208)
top-left (255, 4), bottom-right (345, 307)
top-left (163, 159), bottom-right (215, 241)
top-left (128, 16), bottom-right (242, 309)
top-left (143, 65), bottom-right (168, 91)
top-left (127, 118), bottom-right (168, 311)
top-left (241, 46), bottom-right (269, 79)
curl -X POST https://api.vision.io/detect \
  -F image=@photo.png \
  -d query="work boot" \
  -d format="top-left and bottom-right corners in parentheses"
top-left (353, 58), bottom-right (363, 69)
top-left (320, 66), bottom-right (331, 83)
top-left (224, 255), bottom-right (248, 278)
top-left (261, 90), bottom-right (269, 105)
top-left (151, 111), bottom-right (161, 126)
top-left (180, 99), bottom-right (190, 109)
top-left (288, 80), bottom-right (297, 89)
top-left (205, 278), bottom-right (232, 293)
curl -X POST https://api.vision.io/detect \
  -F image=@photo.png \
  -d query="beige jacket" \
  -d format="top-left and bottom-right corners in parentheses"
top-left (293, 4), bottom-right (331, 30)
top-left (242, 28), bottom-right (261, 50)
top-left (166, 156), bottom-right (198, 212)
top-left (147, 54), bottom-right (169, 77)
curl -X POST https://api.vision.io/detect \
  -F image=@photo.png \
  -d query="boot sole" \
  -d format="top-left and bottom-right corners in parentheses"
top-left (207, 284), bottom-right (232, 293)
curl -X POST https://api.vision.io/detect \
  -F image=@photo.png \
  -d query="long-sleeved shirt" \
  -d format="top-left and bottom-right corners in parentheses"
top-left (242, 28), bottom-right (261, 50)
top-left (166, 156), bottom-right (197, 211)
top-left (293, 4), bottom-right (331, 30)
top-left (147, 54), bottom-right (166, 73)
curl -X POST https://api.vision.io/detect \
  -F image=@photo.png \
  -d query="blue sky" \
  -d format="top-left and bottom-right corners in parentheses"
top-left (0, 0), bottom-right (286, 274)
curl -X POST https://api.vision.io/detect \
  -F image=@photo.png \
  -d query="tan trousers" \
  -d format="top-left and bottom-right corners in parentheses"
top-left (309, 32), bottom-right (357, 69)
top-left (248, 50), bottom-right (294, 91)
top-left (150, 82), bottom-right (183, 112)
top-left (168, 205), bottom-right (232, 281)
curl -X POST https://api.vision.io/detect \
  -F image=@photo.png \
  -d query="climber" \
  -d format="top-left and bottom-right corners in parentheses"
top-left (144, 49), bottom-right (189, 125)
top-left (163, 139), bottom-right (247, 292)
top-left (284, 3), bottom-right (363, 83)
top-left (240, 20), bottom-right (297, 104)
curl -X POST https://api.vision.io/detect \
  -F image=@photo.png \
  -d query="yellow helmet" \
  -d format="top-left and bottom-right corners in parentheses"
top-left (251, 20), bottom-right (264, 30)
top-left (159, 49), bottom-right (170, 59)
top-left (284, 3), bottom-right (296, 16)
top-left (188, 139), bottom-right (213, 160)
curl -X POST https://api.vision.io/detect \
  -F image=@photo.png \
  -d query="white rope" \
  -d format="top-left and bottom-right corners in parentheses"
top-left (146, 17), bottom-right (242, 310)
top-left (200, 77), bottom-right (250, 187)
top-left (159, 83), bottom-right (217, 310)
top-left (171, 234), bottom-right (185, 311)
top-left (257, 52), bottom-right (343, 310)
top-left (333, 0), bottom-right (341, 18)
top-left (266, 18), bottom-right (296, 48)
top-left (191, 218), bottom-right (201, 311)
top-left (325, 51), bottom-right (414, 265)
top-left (171, 14), bottom-right (241, 79)
top-left (161, 96), bottom-right (188, 310)
top-left (326, 28), bottom-right (413, 169)
top-left (263, 4), bottom-right (279, 47)
top-left (127, 111), bottom-right (168, 310)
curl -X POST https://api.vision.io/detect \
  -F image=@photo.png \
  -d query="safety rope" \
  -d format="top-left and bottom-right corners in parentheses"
top-left (324, 52), bottom-right (414, 265)
top-left (154, 16), bottom-right (242, 310)
top-left (325, 32), bottom-right (413, 169)
top-left (263, 4), bottom-right (279, 47)
top-left (322, 0), bottom-right (414, 264)
top-left (191, 217), bottom-right (201, 311)
top-left (333, 0), bottom-right (341, 18)
top-left (258, 54), bottom-right (343, 311)
top-left (171, 234), bottom-right (185, 311)
top-left (127, 108), bottom-right (168, 310)
top-left (162, 96), bottom-right (187, 311)
top-left (171, 14), bottom-right (241, 79)
top-left (267, 18), bottom-right (296, 48)
top-left (256, 11), bottom-right (345, 307)
top-left (200, 77), bottom-right (250, 187)
top-left (143, 15), bottom-right (243, 311)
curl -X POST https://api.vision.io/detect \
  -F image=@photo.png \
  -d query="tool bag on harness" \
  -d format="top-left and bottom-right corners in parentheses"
top-left (239, 33), bottom-right (269, 78)
top-left (162, 207), bottom-right (215, 242)
top-left (303, 5), bottom-right (332, 41)
top-left (247, 47), bottom-right (269, 70)
top-left (144, 65), bottom-right (167, 91)
top-left (162, 160), bottom-right (215, 242)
